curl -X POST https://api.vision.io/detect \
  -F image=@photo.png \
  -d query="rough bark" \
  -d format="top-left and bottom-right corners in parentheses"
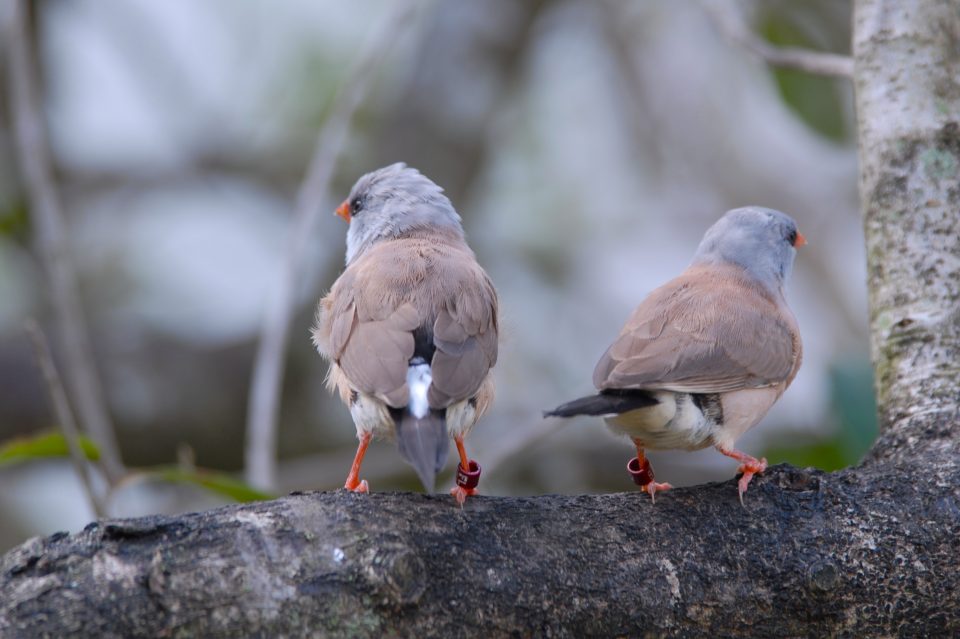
top-left (1, 461), bottom-right (958, 639)
top-left (2, 0), bottom-right (959, 637)
top-left (854, 0), bottom-right (960, 463)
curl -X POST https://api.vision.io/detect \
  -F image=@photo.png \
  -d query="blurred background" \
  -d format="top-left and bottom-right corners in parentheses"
top-left (0, 0), bottom-right (875, 553)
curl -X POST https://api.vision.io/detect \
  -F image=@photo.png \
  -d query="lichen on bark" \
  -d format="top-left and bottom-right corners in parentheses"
top-left (854, 0), bottom-right (960, 463)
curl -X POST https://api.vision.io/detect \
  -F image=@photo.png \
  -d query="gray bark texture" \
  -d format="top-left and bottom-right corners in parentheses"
top-left (0, 465), bottom-right (958, 638)
top-left (2, 0), bottom-right (960, 636)
top-left (854, 0), bottom-right (960, 460)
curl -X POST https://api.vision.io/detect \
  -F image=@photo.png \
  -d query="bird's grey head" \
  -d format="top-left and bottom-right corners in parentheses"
top-left (692, 207), bottom-right (804, 293)
top-left (338, 163), bottom-right (463, 264)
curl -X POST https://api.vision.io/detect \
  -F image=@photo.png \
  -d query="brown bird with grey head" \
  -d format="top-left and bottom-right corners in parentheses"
top-left (545, 207), bottom-right (804, 502)
top-left (312, 163), bottom-right (498, 504)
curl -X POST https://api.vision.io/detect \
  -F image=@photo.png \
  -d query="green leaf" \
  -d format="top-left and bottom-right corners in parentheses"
top-left (764, 436), bottom-right (850, 472)
top-left (148, 466), bottom-right (274, 503)
top-left (0, 200), bottom-right (29, 238)
top-left (758, 14), bottom-right (849, 143)
top-left (0, 431), bottom-right (101, 466)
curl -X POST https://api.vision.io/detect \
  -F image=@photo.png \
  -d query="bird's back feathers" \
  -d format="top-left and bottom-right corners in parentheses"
top-left (313, 226), bottom-right (498, 411)
top-left (593, 263), bottom-right (801, 395)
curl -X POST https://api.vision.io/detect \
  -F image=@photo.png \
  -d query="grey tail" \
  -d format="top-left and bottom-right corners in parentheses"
top-left (543, 389), bottom-right (659, 418)
top-left (395, 409), bottom-right (449, 493)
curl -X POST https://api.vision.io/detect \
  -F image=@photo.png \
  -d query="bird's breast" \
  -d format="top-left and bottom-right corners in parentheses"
top-left (711, 386), bottom-right (782, 450)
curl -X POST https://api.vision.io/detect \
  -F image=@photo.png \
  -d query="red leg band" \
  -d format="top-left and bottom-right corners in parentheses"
top-left (627, 456), bottom-right (655, 486)
top-left (456, 460), bottom-right (481, 489)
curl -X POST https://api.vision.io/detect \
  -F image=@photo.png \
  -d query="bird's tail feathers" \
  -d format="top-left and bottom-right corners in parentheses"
top-left (396, 358), bottom-right (448, 492)
top-left (396, 411), bottom-right (448, 493)
top-left (543, 389), bottom-right (658, 418)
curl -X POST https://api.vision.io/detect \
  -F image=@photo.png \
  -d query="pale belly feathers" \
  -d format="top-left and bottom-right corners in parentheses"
top-left (604, 387), bottom-right (781, 451)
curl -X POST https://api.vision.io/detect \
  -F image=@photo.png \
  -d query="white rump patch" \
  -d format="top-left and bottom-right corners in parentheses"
top-left (407, 362), bottom-right (431, 418)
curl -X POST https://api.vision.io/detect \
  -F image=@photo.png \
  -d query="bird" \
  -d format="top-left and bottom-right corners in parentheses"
top-left (311, 163), bottom-right (498, 504)
top-left (544, 207), bottom-right (804, 503)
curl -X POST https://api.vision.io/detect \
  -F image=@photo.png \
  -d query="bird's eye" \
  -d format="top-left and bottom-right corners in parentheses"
top-left (351, 196), bottom-right (364, 216)
top-left (786, 229), bottom-right (797, 245)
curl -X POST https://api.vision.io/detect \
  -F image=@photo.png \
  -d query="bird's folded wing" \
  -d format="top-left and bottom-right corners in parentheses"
top-left (314, 251), bottom-right (420, 408)
top-left (336, 303), bottom-right (420, 407)
top-left (427, 256), bottom-right (499, 409)
top-left (593, 270), bottom-right (797, 394)
top-left (315, 237), bottom-right (498, 409)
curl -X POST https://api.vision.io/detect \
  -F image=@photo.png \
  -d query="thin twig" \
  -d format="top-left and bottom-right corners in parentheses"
top-left (245, 1), bottom-right (419, 490)
top-left (700, 0), bottom-right (854, 78)
top-left (5, 0), bottom-right (125, 483)
top-left (25, 320), bottom-right (107, 518)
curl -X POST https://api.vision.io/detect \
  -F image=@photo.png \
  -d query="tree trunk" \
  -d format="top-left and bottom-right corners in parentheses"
top-left (854, 0), bottom-right (960, 463)
top-left (3, 0), bottom-right (959, 636)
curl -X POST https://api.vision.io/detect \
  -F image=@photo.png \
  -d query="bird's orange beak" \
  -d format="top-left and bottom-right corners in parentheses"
top-left (335, 199), bottom-right (351, 223)
top-left (793, 231), bottom-right (807, 248)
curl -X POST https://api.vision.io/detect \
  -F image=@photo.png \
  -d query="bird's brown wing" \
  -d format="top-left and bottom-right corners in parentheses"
top-left (593, 265), bottom-right (799, 394)
top-left (428, 263), bottom-right (499, 408)
top-left (314, 234), bottom-right (498, 409)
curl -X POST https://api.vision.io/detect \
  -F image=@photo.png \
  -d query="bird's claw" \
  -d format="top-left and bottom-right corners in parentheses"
top-left (450, 485), bottom-right (477, 506)
top-left (736, 457), bottom-right (767, 505)
top-left (643, 481), bottom-right (673, 503)
top-left (344, 478), bottom-right (369, 494)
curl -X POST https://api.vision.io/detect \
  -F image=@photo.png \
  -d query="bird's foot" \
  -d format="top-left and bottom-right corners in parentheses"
top-left (343, 433), bottom-right (372, 494)
top-left (716, 446), bottom-right (767, 503)
top-left (736, 457), bottom-right (767, 505)
top-left (643, 481), bottom-right (673, 503)
top-left (450, 485), bottom-right (478, 506)
top-left (627, 455), bottom-right (672, 502)
top-left (344, 478), bottom-right (369, 494)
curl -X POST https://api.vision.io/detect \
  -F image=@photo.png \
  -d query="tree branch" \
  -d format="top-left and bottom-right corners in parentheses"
top-left (244, 1), bottom-right (418, 491)
top-left (701, 0), bottom-right (854, 78)
top-left (24, 320), bottom-right (106, 518)
top-left (3, 2), bottom-right (959, 636)
top-left (1, 458), bottom-right (957, 637)
top-left (4, 0), bottom-right (125, 482)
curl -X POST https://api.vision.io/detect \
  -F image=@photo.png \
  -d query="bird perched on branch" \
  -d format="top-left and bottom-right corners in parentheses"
top-left (312, 163), bottom-right (498, 504)
top-left (545, 207), bottom-right (804, 502)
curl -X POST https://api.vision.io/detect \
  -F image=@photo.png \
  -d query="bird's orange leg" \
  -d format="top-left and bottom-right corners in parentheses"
top-left (344, 432), bottom-right (372, 493)
top-left (449, 435), bottom-right (480, 506)
top-left (716, 446), bottom-right (767, 504)
top-left (629, 439), bottom-right (672, 502)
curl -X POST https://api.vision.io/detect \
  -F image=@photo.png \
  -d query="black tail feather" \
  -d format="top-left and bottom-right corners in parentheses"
top-left (543, 389), bottom-right (659, 418)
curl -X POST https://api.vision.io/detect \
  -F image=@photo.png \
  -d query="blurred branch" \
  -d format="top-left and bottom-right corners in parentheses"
top-left (374, 0), bottom-right (547, 204)
top-left (61, 147), bottom-right (304, 199)
top-left (701, 0), bottom-right (854, 78)
top-left (24, 321), bottom-right (106, 518)
top-left (245, 1), bottom-right (418, 491)
top-left (5, 0), bottom-right (125, 482)
top-left (601, 3), bottom-right (670, 179)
